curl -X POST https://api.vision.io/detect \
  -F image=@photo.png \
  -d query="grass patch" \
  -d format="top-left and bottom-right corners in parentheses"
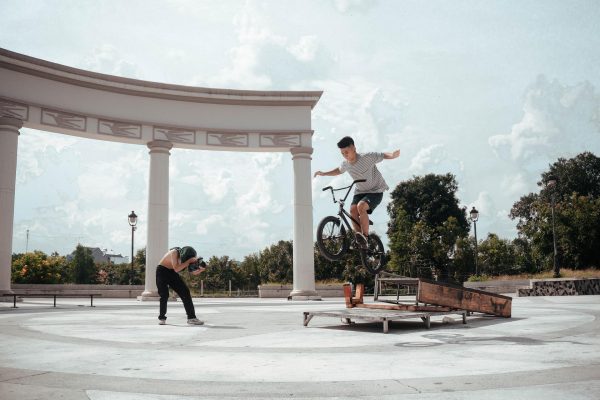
top-left (473, 268), bottom-right (600, 281)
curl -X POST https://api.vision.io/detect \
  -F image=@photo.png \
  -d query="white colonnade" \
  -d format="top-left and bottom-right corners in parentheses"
top-left (0, 48), bottom-right (322, 299)
top-left (0, 117), bottom-right (22, 294)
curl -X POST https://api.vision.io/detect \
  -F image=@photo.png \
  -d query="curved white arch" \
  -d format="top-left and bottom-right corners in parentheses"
top-left (0, 48), bottom-right (322, 299)
top-left (0, 48), bottom-right (321, 151)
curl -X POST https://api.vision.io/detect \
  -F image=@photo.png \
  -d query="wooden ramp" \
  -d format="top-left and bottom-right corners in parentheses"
top-left (358, 277), bottom-right (512, 318)
top-left (417, 279), bottom-right (512, 318)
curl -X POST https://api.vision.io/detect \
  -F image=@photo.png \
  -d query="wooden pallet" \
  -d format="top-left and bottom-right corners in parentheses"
top-left (303, 308), bottom-right (467, 333)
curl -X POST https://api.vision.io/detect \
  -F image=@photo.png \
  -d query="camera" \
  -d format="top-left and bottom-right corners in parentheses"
top-left (188, 258), bottom-right (206, 273)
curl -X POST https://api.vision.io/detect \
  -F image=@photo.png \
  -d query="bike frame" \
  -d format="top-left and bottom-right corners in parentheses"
top-left (322, 179), bottom-right (366, 240)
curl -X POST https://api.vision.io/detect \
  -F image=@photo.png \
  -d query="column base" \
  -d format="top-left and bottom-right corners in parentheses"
top-left (289, 289), bottom-right (321, 301)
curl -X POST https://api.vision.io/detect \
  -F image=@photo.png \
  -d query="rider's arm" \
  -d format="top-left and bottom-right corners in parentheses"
top-left (314, 167), bottom-right (342, 177)
top-left (169, 249), bottom-right (197, 273)
top-left (383, 149), bottom-right (400, 159)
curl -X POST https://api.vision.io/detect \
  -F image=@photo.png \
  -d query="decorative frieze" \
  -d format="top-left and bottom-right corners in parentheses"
top-left (207, 132), bottom-right (248, 147)
top-left (260, 133), bottom-right (301, 147)
top-left (153, 126), bottom-right (195, 144)
top-left (0, 99), bottom-right (28, 120)
top-left (41, 108), bottom-right (86, 131)
top-left (98, 119), bottom-right (142, 138)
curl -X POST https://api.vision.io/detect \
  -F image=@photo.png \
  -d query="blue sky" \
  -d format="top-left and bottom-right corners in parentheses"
top-left (2, 0), bottom-right (599, 260)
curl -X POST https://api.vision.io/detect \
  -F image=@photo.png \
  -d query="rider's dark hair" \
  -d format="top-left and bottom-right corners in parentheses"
top-left (337, 136), bottom-right (354, 149)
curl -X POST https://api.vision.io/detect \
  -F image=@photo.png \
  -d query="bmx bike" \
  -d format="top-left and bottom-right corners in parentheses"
top-left (316, 179), bottom-right (386, 275)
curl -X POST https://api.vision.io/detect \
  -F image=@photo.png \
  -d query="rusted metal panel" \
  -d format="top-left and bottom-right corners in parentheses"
top-left (417, 279), bottom-right (512, 317)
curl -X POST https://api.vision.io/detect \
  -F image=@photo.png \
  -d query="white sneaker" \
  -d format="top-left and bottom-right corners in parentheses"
top-left (158, 319), bottom-right (166, 325)
top-left (187, 318), bottom-right (204, 325)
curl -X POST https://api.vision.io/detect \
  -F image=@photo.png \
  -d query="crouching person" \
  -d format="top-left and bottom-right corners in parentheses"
top-left (156, 246), bottom-right (205, 325)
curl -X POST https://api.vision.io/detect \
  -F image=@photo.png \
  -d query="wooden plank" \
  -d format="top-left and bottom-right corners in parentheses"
top-left (354, 284), bottom-right (364, 304)
top-left (343, 283), bottom-right (354, 308)
top-left (417, 279), bottom-right (512, 317)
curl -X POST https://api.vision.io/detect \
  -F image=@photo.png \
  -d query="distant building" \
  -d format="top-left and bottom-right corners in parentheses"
top-left (66, 247), bottom-right (129, 264)
top-left (107, 253), bottom-right (129, 265)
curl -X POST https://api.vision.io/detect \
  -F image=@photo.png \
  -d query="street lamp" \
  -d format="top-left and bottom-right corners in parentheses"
top-left (545, 175), bottom-right (560, 278)
top-left (469, 207), bottom-right (479, 276)
top-left (128, 211), bottom-right (138, 285)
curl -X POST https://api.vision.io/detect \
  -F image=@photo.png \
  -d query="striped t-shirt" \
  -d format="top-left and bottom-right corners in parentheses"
top-left (339, 152), bottom-right (389, 195)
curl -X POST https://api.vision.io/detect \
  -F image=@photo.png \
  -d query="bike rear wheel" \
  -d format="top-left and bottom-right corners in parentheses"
top-left (316, 216), bottom-right (349, 261)
top-left (359, 233), bottom-right (386, 274)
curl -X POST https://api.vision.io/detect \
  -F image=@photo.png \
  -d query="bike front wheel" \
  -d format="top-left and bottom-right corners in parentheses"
top-left (316, 216), bottom-right (349, 261)
top-left (359, 233), bottom-right (386, 274)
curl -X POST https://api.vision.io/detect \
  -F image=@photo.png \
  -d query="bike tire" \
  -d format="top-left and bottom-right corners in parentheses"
top-left (359, 232), bottom-right (386, 275)
top-left (316, 216), bottom-right (349, 261)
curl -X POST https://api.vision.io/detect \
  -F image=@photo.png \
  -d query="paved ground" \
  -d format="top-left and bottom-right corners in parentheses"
top-left (0, 294), bottom-right (599, 399)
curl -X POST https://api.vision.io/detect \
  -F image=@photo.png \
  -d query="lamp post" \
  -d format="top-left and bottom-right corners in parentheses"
top-left (545, 175), bottom-right (560, 278)
top-left (469, 207), bottom-right (479, 276)
top-left (128, 211), bottom-right (138, 285)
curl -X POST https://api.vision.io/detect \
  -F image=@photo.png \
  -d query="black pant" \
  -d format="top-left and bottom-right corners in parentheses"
top-left (156, 265), bottom-right (196, 320)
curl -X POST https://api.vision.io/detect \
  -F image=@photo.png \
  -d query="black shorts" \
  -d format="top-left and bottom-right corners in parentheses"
top-left (351, 192), bottom-right (384, 214)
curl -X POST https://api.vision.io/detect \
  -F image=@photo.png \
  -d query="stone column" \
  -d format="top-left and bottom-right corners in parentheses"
top-left (289, 147), bottom-right (320, 300)
top-left (140, 140), bottom-right (173, 300)
top-left (0, 117), bottom-right (22, 294)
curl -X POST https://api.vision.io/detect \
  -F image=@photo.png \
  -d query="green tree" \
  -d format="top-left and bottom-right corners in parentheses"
top-left (197, 255), bottom-right (241, 293)
top-left (387, 174), bottom-right (470, 281)
top-left (510, 152), bottom-right (600, 270)
top-left (259, 240), bottom-right (294, 283)
top-left (238, 253), bottom-right (261, 290)
top-left (452, 237), bottom-right (476, 281)
top-left (477, 233), bottom-right (518, 276)
top-left (11, 251), bottom-right (69, 284)
top-left (71, 244), bottom-right (97, 284)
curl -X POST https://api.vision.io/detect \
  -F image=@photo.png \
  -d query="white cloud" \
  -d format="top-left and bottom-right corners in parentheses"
top-left (409, 144), bottom-right (445, 172)
top-left (82, 44), bottom-right (142, 78)
top-left (195, 214), bottom-right (225, 235)
top-left (197, 2), bottom-right (333, 89)
top-left (489, 75), bottom-right (600, 167)
top-left (332, 0), bottom-right (379, 14)
top-left (468, 191), bottom-right (494, 220)
top-left (16, 129), bottom-right (78, 184)
top-left (288, 35), bottom-right (319, 62)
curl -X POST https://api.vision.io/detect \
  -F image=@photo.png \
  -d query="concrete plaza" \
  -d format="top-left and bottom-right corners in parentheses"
top-left (1, 294), bottom-right (599, 399)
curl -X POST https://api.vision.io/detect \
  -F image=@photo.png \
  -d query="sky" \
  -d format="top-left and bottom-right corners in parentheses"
top-left (1, 0), bottom-right (599, 261)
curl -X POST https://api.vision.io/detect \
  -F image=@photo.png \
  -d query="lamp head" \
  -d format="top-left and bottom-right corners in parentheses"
top-left (128, 210), bottom-right (138, 227)
top-left (469, 206), bottom-right (479, 222)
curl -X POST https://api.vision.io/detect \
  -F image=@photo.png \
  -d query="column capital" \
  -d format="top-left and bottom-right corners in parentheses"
top-left (147, 140), bottom-right (173, 154)
top-left (290, 146), bottom-right (313, 160)
top-left (0, 117), bottom-right (24, 131)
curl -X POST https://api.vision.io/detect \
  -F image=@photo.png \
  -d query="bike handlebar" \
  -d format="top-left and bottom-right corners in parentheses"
top-left (321, 179), bottom-right (366, 203)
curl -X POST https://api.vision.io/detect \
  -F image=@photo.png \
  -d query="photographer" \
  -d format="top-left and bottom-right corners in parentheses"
top-left (156, 246), bottom-right (206, 325)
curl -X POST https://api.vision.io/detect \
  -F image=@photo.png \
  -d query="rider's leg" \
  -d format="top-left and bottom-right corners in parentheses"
top-left (350, 204), bottom-right (361, 232)
top-left (357, 201), bottom-right (371, 236)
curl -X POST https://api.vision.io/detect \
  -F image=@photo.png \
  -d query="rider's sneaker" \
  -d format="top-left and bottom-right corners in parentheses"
top-left (158, 319), bottom-right (166, 325)
top-left (355, 232), bottom-right (369, 249)
top-left (187, 318), bottom-right (204, 325)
